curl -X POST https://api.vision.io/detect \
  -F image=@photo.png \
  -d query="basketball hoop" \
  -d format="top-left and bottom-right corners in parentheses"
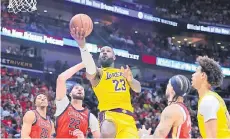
top-left (7, 0), bottom-right (37, 14)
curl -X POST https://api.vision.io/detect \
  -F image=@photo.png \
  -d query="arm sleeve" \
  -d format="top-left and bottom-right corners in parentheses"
top-left (80, 47), bottom-right (97, 75)
top-left (89, 113), bottom-right (99, 132)
top-left (199, 95), bottom-right (219, 122)
top-left (54, 95), bottom-right (69, 117)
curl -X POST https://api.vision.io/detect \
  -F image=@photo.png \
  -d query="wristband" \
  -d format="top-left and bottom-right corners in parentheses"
top-left (80, 47), bottom-right (87, 52)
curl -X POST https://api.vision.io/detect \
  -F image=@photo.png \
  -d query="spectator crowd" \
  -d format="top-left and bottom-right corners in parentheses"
top-left (1, 1), bottom-right (230, 68)
top-left (1, 66), bottom-right (230, 138)
top-left (1, 1), bottom-right (230, 138)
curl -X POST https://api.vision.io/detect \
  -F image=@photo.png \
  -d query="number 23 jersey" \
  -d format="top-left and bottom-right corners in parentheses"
top-left (93, 67), bottom-right (134, 112)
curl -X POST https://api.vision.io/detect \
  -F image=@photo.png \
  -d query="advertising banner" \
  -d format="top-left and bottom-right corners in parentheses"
top-left (1, 53), bottom-right (44, 70)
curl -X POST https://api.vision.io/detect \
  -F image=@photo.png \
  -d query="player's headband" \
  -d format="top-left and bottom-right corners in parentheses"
top-left (66, 83), bottom-right (82, 95)
top-left (169, 75), bottom-right (191, 97)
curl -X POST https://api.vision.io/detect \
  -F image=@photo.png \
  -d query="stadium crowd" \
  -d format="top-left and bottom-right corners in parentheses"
top-left (1, 2), bottom-right (230, 67)
top-left (99, 0), bottom-right (230, 25)
top-left (1, 66), bottom-right (230, 138)
top-left (1, 1), bottom-right (230, 138)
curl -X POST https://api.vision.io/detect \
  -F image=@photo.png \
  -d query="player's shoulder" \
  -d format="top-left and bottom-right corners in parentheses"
top-left (25, 110), bottom-right (36, 116)
top-left (164, 104), bottom-right (183, 115)
top-left (200, 94), bottom-right (219, 109)
top-left (23, 110), bottom-right (36, 122)
top-left (201, 94), bottom-right (219, 104)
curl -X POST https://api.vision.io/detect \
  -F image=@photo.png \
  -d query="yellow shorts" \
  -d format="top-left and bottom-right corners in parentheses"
top-left (98, 111), bottom-right (138, 138)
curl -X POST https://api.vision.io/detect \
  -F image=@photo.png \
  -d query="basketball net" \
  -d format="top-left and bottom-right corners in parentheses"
top-left (7, 0), bottom-right (37, 14)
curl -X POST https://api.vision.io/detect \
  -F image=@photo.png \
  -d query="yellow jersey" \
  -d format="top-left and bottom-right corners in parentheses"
top-left (197, 91), bottom-right (230, 138)
top-left (93, 67), bottom-right (134, 112)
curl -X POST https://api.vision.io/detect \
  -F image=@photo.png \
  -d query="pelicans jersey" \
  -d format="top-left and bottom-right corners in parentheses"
top-left (93, 67), bottom-right (138, 138)
top-left (167, 103), bottom-right (191, 139)
top-left (29, 110), bottom-right (52, 138)
top-left (197, 91), bottom-right (230, 138)
top-left (56, 104), bottom-right (90, 138)
top-left (93, 67), bottom-right (133, 112)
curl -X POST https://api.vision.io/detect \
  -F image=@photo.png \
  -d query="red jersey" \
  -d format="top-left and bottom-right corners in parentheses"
top-left (56, 104), bottom-right (90, 138)
top-left (166, 103), bottom-right (191, 139)
top-left (29, 110), bottom-right (52, 138)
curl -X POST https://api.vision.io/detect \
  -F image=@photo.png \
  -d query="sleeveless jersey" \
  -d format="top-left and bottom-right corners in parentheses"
top-left (56, 104), bottom-right (90, 138)
top-left (29, 110), bottom-right (52, 138)
top-left (93, 68), bottom-right (134, 112)
top-left (167, 103), bottom-right (191, 139)
top-left (197, 91), bottom-right (230, 138)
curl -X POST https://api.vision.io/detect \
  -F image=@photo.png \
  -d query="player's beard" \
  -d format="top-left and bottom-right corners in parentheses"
top-left (39, 106), bottom-right (46, 110)
top-left (98, 57), bottom-right (114, 68)
top-left (165, 94), bottom-right (171, 102)
top-left (72, 94), bottom-right (84, 100)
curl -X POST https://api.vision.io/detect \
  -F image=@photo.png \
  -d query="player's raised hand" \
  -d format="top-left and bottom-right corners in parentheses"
top-left (70, 27), bottom-right (86, 48)
top-left (73, 129), bottom-right (85, 138)
top-left (138, 125), bottom-right (152, 138)
top-left (121, 65), bottom-right (133, 82)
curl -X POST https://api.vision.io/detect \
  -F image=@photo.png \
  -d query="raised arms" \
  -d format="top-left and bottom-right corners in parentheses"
top-left (56, 62), bottom-right (85, 100)
top-left (70, 27), bottom-right (101, 87)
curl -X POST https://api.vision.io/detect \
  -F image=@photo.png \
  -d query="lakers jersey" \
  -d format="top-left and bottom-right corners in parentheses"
top-left (197, 91), bottom-right (230, 138)
top-left (93, 67), bottom-right (134, 112)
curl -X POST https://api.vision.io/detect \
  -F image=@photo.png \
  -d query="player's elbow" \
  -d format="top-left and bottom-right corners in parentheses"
top-left (133, 83), bottom-right (141, 93)
top-left (57, 74), bottom-right (66, 82)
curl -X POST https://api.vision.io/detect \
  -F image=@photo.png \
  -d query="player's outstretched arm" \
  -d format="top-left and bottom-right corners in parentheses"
top-left (56, 62), bottom-right (85, 100)
top-left (139, 105), bottom-right (179, 138)
top-left (152, 105), bottom-right (180, 138)
top-left (21, 111), bottom-right (35, 139)
top-left (70, 27), bottom-right (98, 83)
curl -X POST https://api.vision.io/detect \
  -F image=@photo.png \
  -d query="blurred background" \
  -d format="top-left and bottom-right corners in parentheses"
top-left (1, 0), bottom-right (230, 138)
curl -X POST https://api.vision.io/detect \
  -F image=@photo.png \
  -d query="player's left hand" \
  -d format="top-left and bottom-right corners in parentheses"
top-left (138, 125), bottom-right (152, 138)
top-left (121, 65), bottom-right (133, 82)
top-left (73, 129), bottom-right (85, 138)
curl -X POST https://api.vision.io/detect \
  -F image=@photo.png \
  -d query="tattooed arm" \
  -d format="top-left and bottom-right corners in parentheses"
top-left (139, 105), bottom-right (183, 138)
top-left (152, 105), bottom-right (181, 138)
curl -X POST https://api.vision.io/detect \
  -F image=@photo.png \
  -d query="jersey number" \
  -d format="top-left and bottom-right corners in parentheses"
top-left (113, 79), bottom-right (126, 91)
top-left (40, 128), bottom-right (48, 138)
top-left (69, 118), bottom-right (80, 129)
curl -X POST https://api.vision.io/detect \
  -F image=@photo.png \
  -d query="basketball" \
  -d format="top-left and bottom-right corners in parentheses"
top-left (69, 14), bottom-right (93, 37)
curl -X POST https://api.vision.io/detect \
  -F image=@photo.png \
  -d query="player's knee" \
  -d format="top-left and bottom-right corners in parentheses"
top-left (100, 120), bottom-right (116, 138)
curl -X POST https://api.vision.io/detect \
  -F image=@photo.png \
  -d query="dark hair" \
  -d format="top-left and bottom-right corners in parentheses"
top-left (168, 75), bottom-right (191, 105)
top-left (196, 56), bottom-right (224, 87)
top-left (34, 93), bottom-right (48, 104)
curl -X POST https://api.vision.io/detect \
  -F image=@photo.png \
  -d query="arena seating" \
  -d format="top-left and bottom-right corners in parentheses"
top-left (1, 6), bottom-right (230, 67)
top-left (1, 65), bottom-right (230, 138)
top-left (1, 1), bottom-right (230, 138)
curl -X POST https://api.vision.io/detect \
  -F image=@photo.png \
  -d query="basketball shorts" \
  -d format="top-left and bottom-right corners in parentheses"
top-left (98, 109), bottom-right (138, 138)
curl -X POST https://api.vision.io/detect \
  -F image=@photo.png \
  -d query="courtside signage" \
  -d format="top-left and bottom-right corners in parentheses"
top-left (66, 0), bottom-right (178, 27)
top-left (156, 57), bottom-right (230, 76)
top-left (0, 27), bottom-right (139, 60)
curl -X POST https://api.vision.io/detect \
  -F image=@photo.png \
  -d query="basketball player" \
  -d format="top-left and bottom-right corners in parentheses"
top-left (191, 56), bottom-right (230, 138)
top-left (70, 27), bottom-right (141, 138)
top-left (55, 62), bottom-right (100, 138)
top-left (21, 93), bottom-right (55, 138)
top-left (139, 75), bottom-right (192, 138)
